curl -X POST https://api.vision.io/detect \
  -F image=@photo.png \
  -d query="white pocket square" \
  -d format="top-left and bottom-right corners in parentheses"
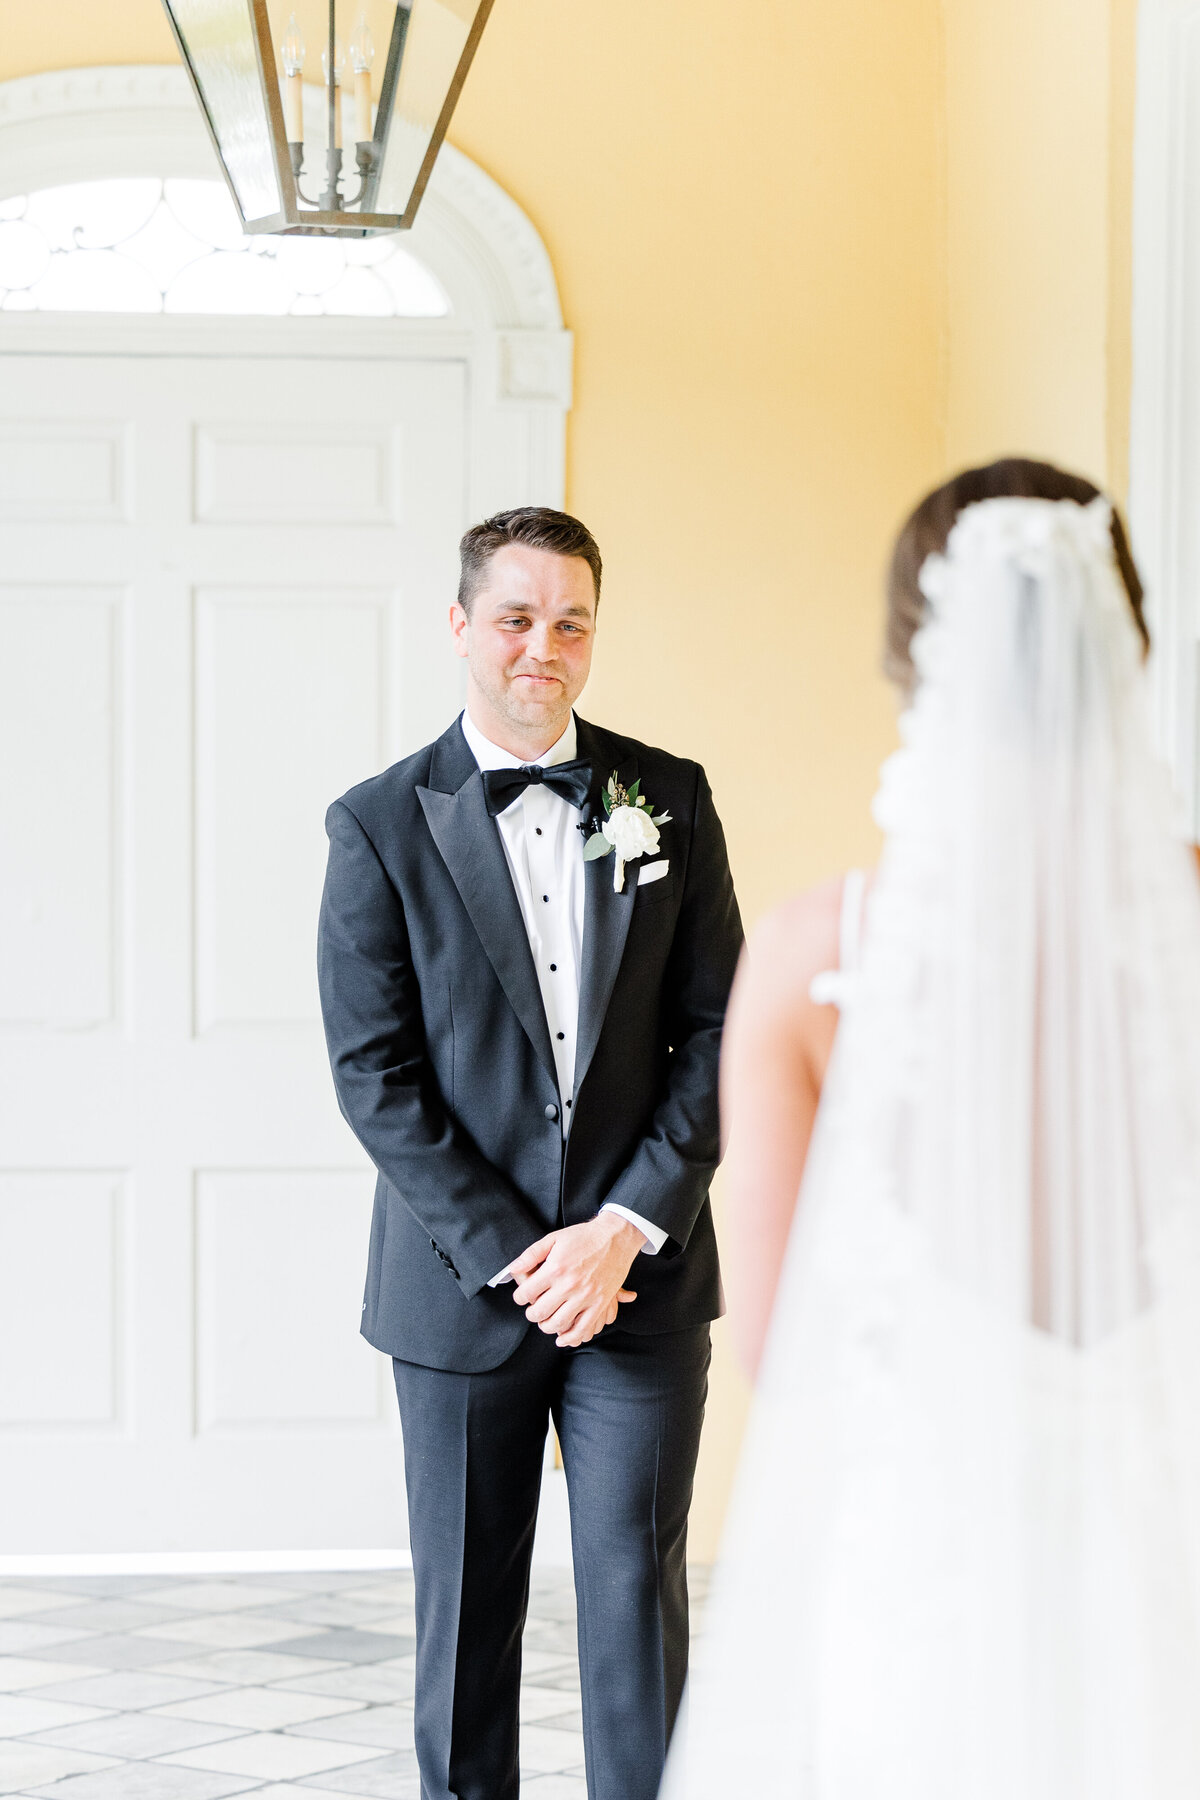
top-left (638, 859), bottom-right (670, 887)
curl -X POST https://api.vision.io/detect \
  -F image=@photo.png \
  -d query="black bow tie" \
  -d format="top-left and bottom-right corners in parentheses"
top-left (482, 758), bottom-right (594, 818)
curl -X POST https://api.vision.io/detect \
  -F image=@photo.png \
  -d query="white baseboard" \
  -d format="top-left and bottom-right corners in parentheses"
top-left (0, 1547), bottom-right (414, 1577)
top-left (0, 1471), bottom-right (575, 1577)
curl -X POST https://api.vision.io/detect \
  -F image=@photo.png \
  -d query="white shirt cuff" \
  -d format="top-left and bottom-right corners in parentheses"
top-left (600, 1203), bottom-right (667, 1255)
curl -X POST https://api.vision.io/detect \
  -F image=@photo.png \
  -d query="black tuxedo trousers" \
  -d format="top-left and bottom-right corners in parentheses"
top-left (317, 715), bottom-right (742, 1800)
top-left (394, 1322), bottom-right (710, 1800)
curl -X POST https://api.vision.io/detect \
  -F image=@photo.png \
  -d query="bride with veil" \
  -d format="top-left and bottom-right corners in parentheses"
top-left (662, 459), bottom-right (1200, 1797)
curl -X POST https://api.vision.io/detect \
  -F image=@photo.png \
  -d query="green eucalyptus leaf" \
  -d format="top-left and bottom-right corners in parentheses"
top-left (583, 833), bottom-right (613, 860)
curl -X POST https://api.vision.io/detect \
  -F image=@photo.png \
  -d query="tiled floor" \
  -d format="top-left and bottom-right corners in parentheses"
top-left (0, 1566), bottom-right (710, 1799)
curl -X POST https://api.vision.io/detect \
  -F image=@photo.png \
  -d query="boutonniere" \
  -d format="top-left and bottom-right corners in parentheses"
top-left (583, 771), bottom-right (672, 893)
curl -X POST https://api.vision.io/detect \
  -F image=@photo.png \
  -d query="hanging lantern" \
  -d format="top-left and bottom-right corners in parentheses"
top-left (159, 1), bottom-right (496, 237)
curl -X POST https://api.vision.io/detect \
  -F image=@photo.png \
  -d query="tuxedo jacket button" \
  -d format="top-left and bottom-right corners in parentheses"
top-left (544, 1103), bottom-right (559, 1122)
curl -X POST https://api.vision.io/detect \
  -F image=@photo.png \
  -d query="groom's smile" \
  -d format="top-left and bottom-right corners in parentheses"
top-left (449, 540), bottom-right (597, 758)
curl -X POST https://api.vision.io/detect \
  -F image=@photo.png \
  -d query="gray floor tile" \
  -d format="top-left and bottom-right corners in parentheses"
top-left (27, 1713), bottom-right (248, 1760)
top-left (136, 1583), bottom-right (300, 1614)
top-left (520, 1686), bottom-right (583, 1724)
top-left (0, 1567), bottom-right (709, 1800)
top-left (25, 1765), bottom-right (258, 1799)
top-left (270, 1666), bottom-right (414, 1707)
top-left (257, 1788), bottom-right (381, 1800)
top-left (519, 1622), bottom-right (578, 1656)
top-left (157, 1731), bottom-right (387, 1780)
top-left (351, 1622), bottom-right (414, 1651)
top-left (0, 1578), bottom-right (169, 1600)
top-left (137, 1615), bottom-right (317, 1651)
top-left (154, 1687), bottom-right (366, 1732)
top-left (268, 1632), bottom-right (409, 1666)
top-left (255, 1788), bottom-right (375, 1800)
top-left (518, 1724), bottom-right (587, 1775)
top-left (246, 1599), bottom-right (401, 1631)
top-left (0, 1696), bottom-right (111, 1738)
top-left (0, 1742), bottom-right (116, 1795)
top-left (0, 1626), bottom-right (95, 1658)
top-left (23, 1671), bottom-right (227, 1710)
top-left (517, 1651), bottom-right (578, 1679)
top-left (285, 1705), bottom-right (413, 1751)
top-left (525, 1590), bottom-right (577, 1624)
top-left (235, 1573), bottom-right (386, 1594)
top-left (335, 1581), bottom-right (414, 1610)
top-left (32, 1634), bottom-right (200, 1670)
top-left (537, 1709), bottom-right (583, 1733)
top-left (154, 1651), bottom-right (349, 1687)
top-left (34, 1601), bottom-right (192, 1635)
top-left (0, 1663), bottom-right (107, 1697)
top-left (0, 1591), bottom-right (89, 1622)
top-left (526, 1664), bottom-right (581, 1693)
top-left (289, 1750), bottom-right (420, 1796)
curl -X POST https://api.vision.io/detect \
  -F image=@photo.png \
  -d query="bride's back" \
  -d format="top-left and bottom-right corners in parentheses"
top-left (720, 457), bottom-right (1191, 1375)
top-left (665, 459), bottom-right (1200, 1800)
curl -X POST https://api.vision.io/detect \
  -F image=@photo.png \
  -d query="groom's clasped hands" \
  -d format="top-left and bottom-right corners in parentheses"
top-left (505, 1212), bottom-right (644, 1347)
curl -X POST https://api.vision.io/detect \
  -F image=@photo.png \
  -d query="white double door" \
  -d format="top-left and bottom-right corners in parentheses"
top-left (0, 346), bottom-right (466, 1550)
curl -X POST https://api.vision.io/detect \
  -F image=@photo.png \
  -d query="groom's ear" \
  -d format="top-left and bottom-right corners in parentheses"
top-left (449, 601), bottom-right (470, 659)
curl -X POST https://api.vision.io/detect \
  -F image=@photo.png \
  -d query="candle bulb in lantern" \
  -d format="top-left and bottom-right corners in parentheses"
top-left (350, 15), bottom-right (376, 144)
top-left (321, 40), bottom-right (346, 150)
top-left (281, 11), bottom-right (305, 143)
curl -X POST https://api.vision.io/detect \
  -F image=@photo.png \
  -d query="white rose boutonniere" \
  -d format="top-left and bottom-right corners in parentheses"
top-left (583, 772), bottom-right (672, 893)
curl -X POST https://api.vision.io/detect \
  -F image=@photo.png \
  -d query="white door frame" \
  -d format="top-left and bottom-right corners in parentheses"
top-left (1131, 0), bottom-right (1200, 831)
top-left (0, 64), bottom-right (572, 519)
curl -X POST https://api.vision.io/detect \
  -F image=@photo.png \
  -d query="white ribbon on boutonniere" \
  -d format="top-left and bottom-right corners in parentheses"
top-left (583, 771), bottom-right (672, 893)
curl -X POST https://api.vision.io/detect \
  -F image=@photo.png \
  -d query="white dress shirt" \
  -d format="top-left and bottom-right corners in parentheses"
top-left (458, 709), bottom-right (667, 1275)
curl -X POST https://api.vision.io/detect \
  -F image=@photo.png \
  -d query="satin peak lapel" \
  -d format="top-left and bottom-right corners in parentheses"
top-left (417, 771), bottom-right (557, 1084)
top-left (573, 753), bottom-right (638, 1096)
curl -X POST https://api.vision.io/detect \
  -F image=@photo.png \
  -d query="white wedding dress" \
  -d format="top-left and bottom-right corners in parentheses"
top-left (662, 497), bottom-right (1200, 1798)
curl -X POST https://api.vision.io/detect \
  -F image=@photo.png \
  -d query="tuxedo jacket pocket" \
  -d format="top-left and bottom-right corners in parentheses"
top-left (635, 859), bottom-right (674, 905)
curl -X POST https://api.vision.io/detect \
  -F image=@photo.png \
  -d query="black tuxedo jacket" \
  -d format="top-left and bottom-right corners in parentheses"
top-left (316, 714), bottom-right (743, 1373)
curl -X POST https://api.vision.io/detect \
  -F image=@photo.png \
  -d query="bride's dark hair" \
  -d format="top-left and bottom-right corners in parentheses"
top-left (885, 457), bottom-right (1149, 693)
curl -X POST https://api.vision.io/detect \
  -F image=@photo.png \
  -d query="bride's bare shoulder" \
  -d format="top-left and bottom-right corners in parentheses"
top-left (723, 875), bottom-right (847, 1110)
top-left (740, 875), bottom-right (845, 1001)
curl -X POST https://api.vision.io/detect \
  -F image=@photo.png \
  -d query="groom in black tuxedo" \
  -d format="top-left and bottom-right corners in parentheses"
top-left (317, 507), bottom-right (742, 1800)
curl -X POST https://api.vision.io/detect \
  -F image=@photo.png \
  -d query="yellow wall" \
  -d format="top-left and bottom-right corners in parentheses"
top-left (941, 0), bottom-right (1136, 503)
top-left (451, 0), bottom-right (946, 1554)
top-left (0, 0), bottom-right (1135, 1555)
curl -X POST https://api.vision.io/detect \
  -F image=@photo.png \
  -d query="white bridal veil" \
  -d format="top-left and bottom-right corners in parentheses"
top-left (663, 497), bottom-right (1200, 1798)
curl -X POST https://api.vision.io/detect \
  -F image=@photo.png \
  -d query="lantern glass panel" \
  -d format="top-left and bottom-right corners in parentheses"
top-left (375, 0), bottom-right (486, 217)
top-left (164, 0), bottom-right (283, 224)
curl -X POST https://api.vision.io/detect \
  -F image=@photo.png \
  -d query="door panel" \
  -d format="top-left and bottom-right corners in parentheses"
top-left (0, 352), bottom-right (466, 1549)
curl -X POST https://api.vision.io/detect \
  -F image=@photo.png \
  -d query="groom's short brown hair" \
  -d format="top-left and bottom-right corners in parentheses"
top-left (458, 507), bottom-right (603, 615)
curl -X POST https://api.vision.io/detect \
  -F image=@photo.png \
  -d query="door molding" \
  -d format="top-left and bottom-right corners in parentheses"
top-left (0, 64), bottom-right (571, 517)
top-left (1131, 0), bottom-right (1200, 829)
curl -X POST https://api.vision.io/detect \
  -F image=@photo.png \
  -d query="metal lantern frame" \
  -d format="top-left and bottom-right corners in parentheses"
top-left (161, 0), bottom-right (497, 237)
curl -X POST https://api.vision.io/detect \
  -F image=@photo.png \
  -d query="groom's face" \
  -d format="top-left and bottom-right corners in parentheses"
top-left (451, 543), bottom-right (597, 740)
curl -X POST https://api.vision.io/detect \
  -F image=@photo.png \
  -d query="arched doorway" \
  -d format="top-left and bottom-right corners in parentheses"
top-left (0, 66), bottom-right (572, 1554)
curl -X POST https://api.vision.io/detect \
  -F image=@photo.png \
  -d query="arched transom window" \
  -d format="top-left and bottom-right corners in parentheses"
top-left (0, 177), bottom-right (449, 318)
